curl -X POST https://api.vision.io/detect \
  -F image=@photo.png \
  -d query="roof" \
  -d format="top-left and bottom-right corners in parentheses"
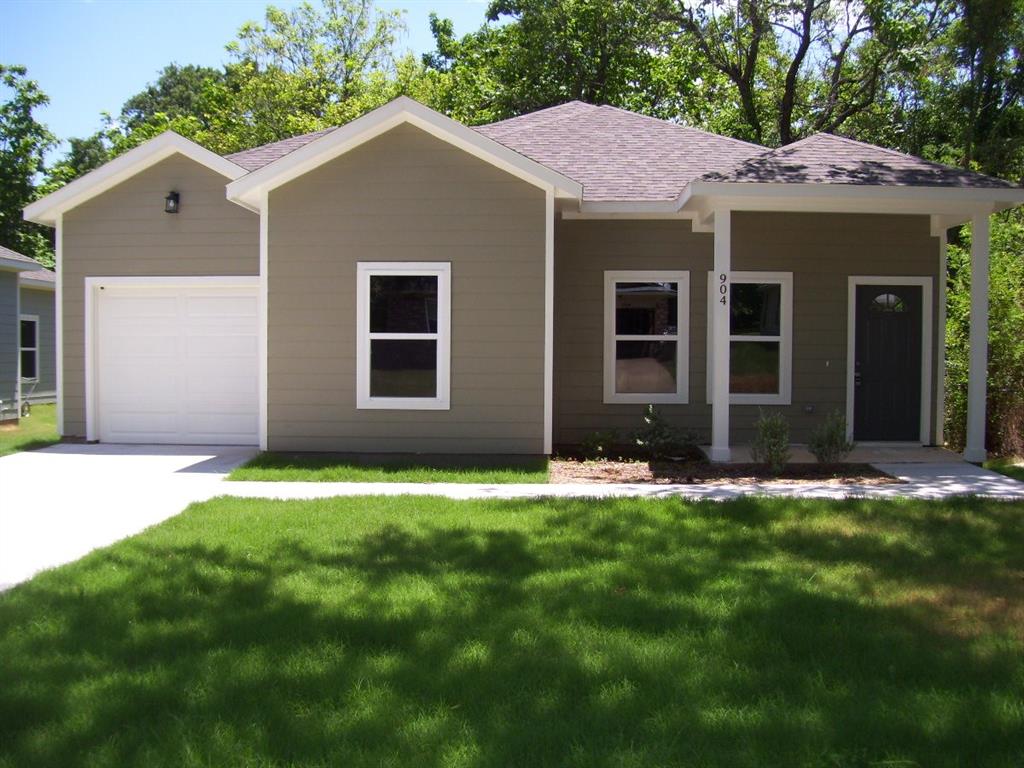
top-left (475, 102), bottom-right (765, 202)
top-left (0, 244), bottom-right (45, 271)
top-left (701, 133), bottom-right (1016, 189)
top-left (226, 128), bottom-right (337, 172)
top-left (20, 267), bottom-right (56, 288)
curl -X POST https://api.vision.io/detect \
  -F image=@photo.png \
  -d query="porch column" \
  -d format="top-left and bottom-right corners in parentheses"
top-left (710, 209), bottom-right (731, 462)
top-left (964, 212), bottom-right (990, 463)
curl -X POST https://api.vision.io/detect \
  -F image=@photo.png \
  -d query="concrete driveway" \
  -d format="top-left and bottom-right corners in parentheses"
top-left (0, 444), bottom-right (257, 590)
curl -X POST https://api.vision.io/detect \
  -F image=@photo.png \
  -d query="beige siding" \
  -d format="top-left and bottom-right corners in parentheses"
top-left (554, 212), bottom-right (940, 446)
top-left (267, 122), bottom-right (546, 453)
top-left (61, 154), bottom-right (259, 437)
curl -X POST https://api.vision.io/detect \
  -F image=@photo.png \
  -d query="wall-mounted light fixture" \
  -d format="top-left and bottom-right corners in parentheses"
top-left (164, 191), bottom-right (180, 214)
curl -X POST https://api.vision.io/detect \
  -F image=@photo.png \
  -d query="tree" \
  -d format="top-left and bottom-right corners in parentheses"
top-left (120, 64), bottom-right (225, 130)
top-left (0, 65), bottom-right (55, 265)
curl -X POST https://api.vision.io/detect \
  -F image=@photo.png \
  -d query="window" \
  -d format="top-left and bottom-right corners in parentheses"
top-left (357, 262), bottom-right (450, 409)
top-left (707, 272), bottom-right (792, 405)
top-left (604, 271), bottom-right (690, 404)
top-left (20, 315), bottom-right (39, 382)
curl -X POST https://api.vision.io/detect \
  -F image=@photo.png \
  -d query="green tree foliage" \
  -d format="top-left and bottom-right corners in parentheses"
top-left (121, 64), bottom-right (226, 130)
top-left (945, 211), bottom-right (1024, 456)
top-left (0, 65), bottom-right (55, 266)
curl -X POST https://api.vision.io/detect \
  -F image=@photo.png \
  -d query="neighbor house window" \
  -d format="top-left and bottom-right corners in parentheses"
top-left (603, 271), bottom-right (690, 404)
top-left (707, 272), bottom-right (792, 405)
top-left (356, 262), bottom-right (451, 410)
top-left (19, 315), bottom-right (39, 382)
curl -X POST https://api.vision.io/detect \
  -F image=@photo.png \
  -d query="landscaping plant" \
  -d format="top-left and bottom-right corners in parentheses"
top-left (579, 429), bottom-right (620, 460)
top-left (808, 410), bottom-right (854, 464)
top-left (634, 405), bottom-right (694, 461)
top-left (751, 409), bottom-right (790, 473)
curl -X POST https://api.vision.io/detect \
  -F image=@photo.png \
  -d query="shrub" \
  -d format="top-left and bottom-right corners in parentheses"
top-left (750, 410), bottom-right (790, 473)
top-left (634, 405), bottom-right (694, 461)
top-left (579, 429), bottom-right (619, 460)
top-left (808, 410), bottom-right (854, 463)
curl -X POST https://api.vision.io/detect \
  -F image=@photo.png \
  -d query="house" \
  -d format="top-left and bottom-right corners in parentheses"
top-left (0, 245), bottom-right (56, 421)
top-left (23, 97), bottom-right (1024, 460)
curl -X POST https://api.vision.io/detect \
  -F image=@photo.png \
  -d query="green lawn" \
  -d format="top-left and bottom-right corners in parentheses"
top-left (228, 452), bottom-right (550, 483)
top-left (2, 496), bottom-right (1023, 767)
top-left (0, 403), bottom-right (58, 457)
top-left (987, 457), bottom-right (1024, 483)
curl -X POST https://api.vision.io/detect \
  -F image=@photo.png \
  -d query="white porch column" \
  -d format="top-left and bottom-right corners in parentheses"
top-left (710, 209), bottom-right (731, 462)
top-left (964, 213), bottom-right (990, 463)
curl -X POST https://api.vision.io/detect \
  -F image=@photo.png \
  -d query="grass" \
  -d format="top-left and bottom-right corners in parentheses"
top-left (986, 456), bottom-right (1024, 482)
top-left (2, 496), bottom-right (1023, 767)
top-left (0, 403), bottom-right (58, 457)
top-left (228, 452), bottom-right (550, 483)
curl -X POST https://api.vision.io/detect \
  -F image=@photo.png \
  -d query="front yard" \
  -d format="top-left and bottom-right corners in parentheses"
top-left (0, 403), bottom-right (58, 457)
top-left (2, 495), bottom-right (1022, 767)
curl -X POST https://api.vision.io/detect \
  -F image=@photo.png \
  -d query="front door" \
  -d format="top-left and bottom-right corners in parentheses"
top-left (853, 284), bottom-right (922, 441)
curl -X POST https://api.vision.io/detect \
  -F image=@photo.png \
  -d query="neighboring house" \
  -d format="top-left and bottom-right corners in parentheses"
top-left (23, 97), bottom-right (1024, 460)
top-left (0, 245), bottom-right (56, 421)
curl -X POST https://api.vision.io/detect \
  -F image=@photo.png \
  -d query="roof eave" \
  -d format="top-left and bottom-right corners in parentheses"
top-left (24, 132), bottom-right (247, 227)
top-left (0, 256), bottom-right (44, 272)
top-left (225, 97), bottom-right (583, 212)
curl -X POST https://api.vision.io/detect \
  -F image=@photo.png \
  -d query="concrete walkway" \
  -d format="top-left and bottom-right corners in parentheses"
top-left (2, 444), bottom-right (1023, 590)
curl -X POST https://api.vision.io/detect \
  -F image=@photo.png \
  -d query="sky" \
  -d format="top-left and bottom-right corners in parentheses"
top-left (1, 0), bottom-right (489, 156)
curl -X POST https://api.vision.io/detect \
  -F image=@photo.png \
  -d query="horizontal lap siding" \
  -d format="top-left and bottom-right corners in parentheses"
top-left (553, 213), bottom-right (939, 447)
top-left (731, 211), bottom-right (939, 443)
top-left (0, 272), bottom-right (17, 415)
top-left (553, 219), bottom-right (713, 446)
top-left (19, 287), bottom-right (56, 396)
top-left (61, 155), bottom-right (259, 437)
top-left (267, 123), bottom-right (546, 453)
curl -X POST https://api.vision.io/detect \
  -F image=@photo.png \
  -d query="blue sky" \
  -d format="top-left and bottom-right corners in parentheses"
top-left (1, 0), bottom-right (489, 155)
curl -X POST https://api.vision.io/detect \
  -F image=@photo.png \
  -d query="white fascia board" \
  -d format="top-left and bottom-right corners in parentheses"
top-left (225, 96), bottom-right (583, 211)
top-left (24, 132), bottom-right (247, 227)
top-left (0, 257), bottom-right (45, 272)
top-left (19, 280), bottom-right (56, 292)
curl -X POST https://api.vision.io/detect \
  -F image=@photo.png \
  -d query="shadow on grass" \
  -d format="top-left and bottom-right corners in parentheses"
top-left (1, 496), bottom-right (1022, 767)
top-left (228, 452), bottom-right (550, 482)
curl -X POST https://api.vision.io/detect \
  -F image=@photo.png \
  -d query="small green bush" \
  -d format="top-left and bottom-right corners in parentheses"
top-left (580, 429), bottom-right (620, 460)
top-left (634, 405), bottom-right (695, 461)
top-left (751, 410), bottom-right (790, 473)
top-left (808, 410), bottom-right (854, 463)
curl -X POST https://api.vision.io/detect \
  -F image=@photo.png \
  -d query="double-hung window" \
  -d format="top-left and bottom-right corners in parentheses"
top-left (707, 271), bottom-right (793, 404)
top-left (19, 315), bottom-right (39, 382)
top-left (356, 262), bottom-right (451, 409)
top-left (604, 271), bottom-right (689, 404)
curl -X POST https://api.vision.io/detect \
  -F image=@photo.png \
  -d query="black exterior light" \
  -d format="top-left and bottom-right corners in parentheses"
top-left (164, 191), bottom-right (180, 214)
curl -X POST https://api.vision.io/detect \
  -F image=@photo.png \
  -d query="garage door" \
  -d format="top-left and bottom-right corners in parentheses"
top-left (94, 282), bottom-right (259, 445)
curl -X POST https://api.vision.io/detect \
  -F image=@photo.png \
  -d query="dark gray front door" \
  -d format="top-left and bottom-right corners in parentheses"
top-left (853, 284), bottom-right (922, 441)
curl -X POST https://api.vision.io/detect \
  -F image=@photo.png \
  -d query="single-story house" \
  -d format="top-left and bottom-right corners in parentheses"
top-left (23, 97), bottom-right (1024, 460)
top-left (0, 245), bottom-right (56, 421)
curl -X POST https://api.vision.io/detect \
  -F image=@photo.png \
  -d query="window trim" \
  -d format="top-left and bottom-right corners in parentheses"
top-left (356, 261), bottom-right (451, 410)
top-left (706, 271), bottom-right (793, 405)
top-left (19, 314), bottom-right (39, 383)
top-left (603, 270), bottom-right (690, 404)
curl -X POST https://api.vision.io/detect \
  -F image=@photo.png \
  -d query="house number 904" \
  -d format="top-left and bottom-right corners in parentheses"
top-left (719, 273), bottom-right (728, 305)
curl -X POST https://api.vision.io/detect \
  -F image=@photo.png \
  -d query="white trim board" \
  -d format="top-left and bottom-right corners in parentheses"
top-left (543, 189), bottom-right (554, 454)
top-left (258, 191), bottom-right (269, 450)
top-left (83, 275), bottom-right (261, 443)
top-left (355, 261), bottom-right (452, 411)
top-left (24, 132), bottom-right (246, 226)
top-left (226, 97), bottom-right (582, 212)
top-left (55, 216), bottom-right (63, 435)
top-left (705, 271), bottom-right (794, 406)
top-left (845, 276), bottom-right (933, 445)
top-left (603, 270), bottom-right (690, 405)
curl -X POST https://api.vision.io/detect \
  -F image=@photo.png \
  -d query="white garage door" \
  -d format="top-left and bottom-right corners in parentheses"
top-left (94, 282), bottom-right (259, 445)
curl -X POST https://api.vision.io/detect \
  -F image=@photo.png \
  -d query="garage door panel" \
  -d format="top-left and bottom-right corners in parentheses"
top-left (96, 283), bottom-right (259, 445)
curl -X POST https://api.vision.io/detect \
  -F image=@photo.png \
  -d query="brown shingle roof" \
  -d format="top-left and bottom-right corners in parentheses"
top-left (20, 267), bottom-right (55, 285)
top-left (701, 132), bottom-right (1017, 188)
top-left (226, 128), bottom-right (337, 172)
top-left (475, 102), bottom-right (764, 201)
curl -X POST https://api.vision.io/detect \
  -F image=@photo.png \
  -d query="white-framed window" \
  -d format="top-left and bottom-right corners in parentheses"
top-left (356, 262), bottom-right (451, 410)
top-left (603, 270), bottom-right (690, 404)
top-left (19, 314), bottom-right (39, 382)
top-left (707, 271), bottom-right (793, 405)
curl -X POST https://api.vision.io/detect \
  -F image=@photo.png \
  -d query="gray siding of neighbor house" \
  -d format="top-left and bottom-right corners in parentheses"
top-left (267, 122), bottom-right (547, 453)
top-left (61, 154), bottom-right (259, 437)
top-left (18, 285), bottom-right (56, 399)
top-left (554, 212), bottom-right (940, 446)
top-left (0, 271), bottom-right (18, 419)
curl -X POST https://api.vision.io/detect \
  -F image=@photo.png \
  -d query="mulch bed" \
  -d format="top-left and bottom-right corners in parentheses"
top-left (549, 458), bottom-right (900, 485)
